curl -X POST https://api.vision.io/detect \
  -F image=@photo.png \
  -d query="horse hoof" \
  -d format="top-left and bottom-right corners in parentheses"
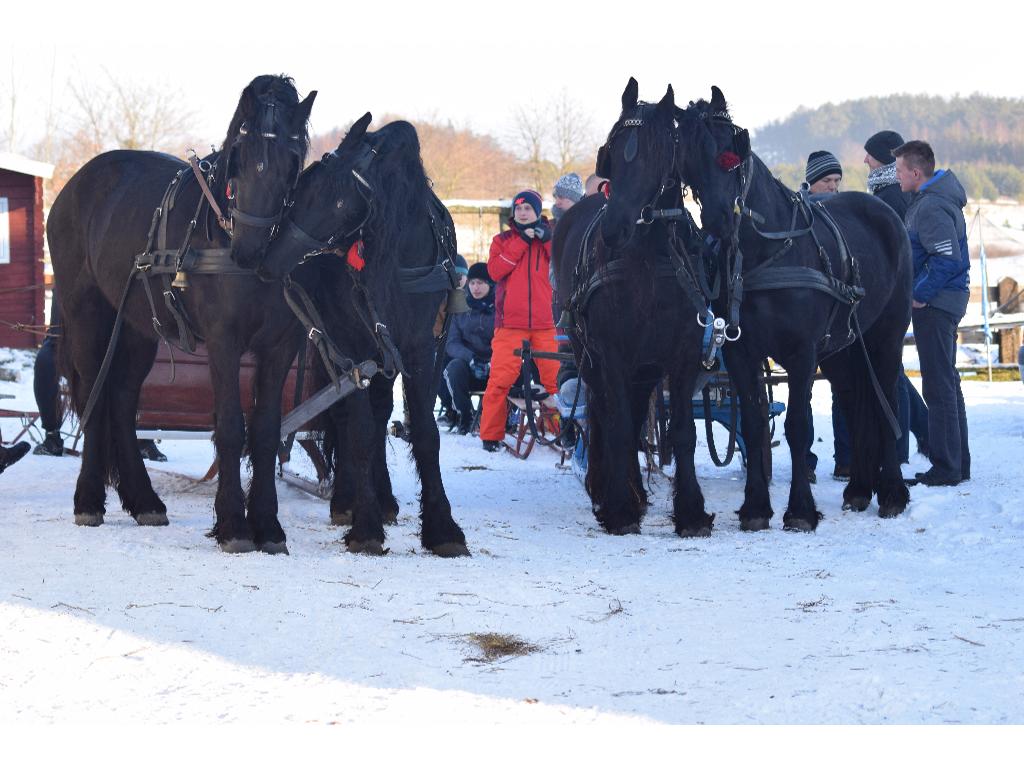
top-left (430, 542), bottom-right (471, 558)
top-left (878, 504), bottom-right (905, 519)
top-left (608, 523), bottom-right (641, 535)
top-left (330, 510), bottom-right (352, 527)
top-left (220, 538), bottom-right (257, 554)
top-left (347, 539), bottom-right (385, 555)
top-left (677, 526), bottom-right (712, 538)
top-left (783, 516), bottom-right (817, 532)
top-left (134, 512), bottom-right (169, 526)
top-left (842, 496), bottom-right (871, 512)
top-left (740, 517), bottom-right (771, 532)
top-left (259, 541), bottom-right (289, 555)
top-left (383, 509), bottom-right (398, 525)
top-left (74, 513), bottom-right (104, 527)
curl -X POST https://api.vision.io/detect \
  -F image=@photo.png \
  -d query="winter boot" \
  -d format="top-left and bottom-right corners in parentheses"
top-left (33, 430), bottom-right (64, 457)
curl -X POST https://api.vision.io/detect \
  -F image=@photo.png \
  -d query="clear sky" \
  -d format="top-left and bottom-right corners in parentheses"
top-left (5, 0), bottom-right (1021, 154)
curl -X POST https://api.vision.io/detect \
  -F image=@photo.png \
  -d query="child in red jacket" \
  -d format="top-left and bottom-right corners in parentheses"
top-left (480, 189), bottom-right (560, 451)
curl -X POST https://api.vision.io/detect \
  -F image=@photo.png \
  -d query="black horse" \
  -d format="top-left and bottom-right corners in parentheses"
top-left (552, 80), bottom-right (713, 536)
top-left (49, 75), bottom-right (316, 553)
top-left (263, 114), bottom-right (469, 557)
top-left (663, 86), bottom-right (911, 530)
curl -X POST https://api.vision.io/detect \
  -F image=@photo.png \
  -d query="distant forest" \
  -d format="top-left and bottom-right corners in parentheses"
top-left (754, 94), bottom-right (1024, 201)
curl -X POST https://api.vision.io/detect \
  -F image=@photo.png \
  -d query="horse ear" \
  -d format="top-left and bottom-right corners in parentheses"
top-left (292, 91), bottom-right (315, 131)
top-left (657, 85), bottom-right (675, 119)
top-left (337, 112), bottom-right (373, 153)
top-left (622, 78), bottom-right (639, 111)
top-left (710, 85), bottom-right (727, 112)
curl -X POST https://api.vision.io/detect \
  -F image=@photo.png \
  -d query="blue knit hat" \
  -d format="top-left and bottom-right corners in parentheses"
top-left (553, 173), bottom-right (584, 203)
top-left (454, 253), bottom-right (469, 276)
top-left (512, 189), bottom-right (543, 219)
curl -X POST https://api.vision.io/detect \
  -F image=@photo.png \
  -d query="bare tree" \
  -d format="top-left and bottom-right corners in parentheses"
top-left (512, 103), bottom-right (550, 191)
top-left (550, 89), bottom-right (594, 173)
top-left (37, 71), bottom-right (198, 205)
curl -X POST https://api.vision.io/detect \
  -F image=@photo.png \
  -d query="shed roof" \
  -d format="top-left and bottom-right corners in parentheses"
top-left (0, 152), bottom-right (54, 180)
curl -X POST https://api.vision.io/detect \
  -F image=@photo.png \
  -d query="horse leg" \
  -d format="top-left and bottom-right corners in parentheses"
top-left (369, 376), bottom-right (399, 524)
top-left (327, 399), bottom-right (357, 526)
top-left (245, 342), bottom-right (298, 553)
top-left (206, 341), bottom-right (254, 553)
top-left (342, 390), bottom-right (389, 555)
top-left (586, 365), bottom-right (644, 535)
top-left (723, 346), bottom-right (774, 530)
top-left (403, 360), bottom-right (469, 557)
top-left (864, 325), bottom-right (910, 518)
top-left (669, 366), bottom-right (713, 537)
top-left (65, 282), bottom-right (115, 526)
top-left (107, 326), bottom-right (166, 525)
top-left (329, 379), bottom-right (398, 528)
top-left (778, 351), bottom-right (821, 531)
top-left (822, 350), bottom-right (872, 511)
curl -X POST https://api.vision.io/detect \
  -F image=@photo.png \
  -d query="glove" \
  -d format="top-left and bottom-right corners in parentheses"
top-left (470, 359), bottom-right (490, 380)
top-left (532, 223), bottom-right (551, 242)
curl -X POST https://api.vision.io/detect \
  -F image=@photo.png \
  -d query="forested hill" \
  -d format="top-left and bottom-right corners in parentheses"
top-left (753, 94), bottom-right (1024, 200)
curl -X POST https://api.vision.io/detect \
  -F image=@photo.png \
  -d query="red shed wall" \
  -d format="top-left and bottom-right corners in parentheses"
top-left (0, 170), bottom-right (45, 349)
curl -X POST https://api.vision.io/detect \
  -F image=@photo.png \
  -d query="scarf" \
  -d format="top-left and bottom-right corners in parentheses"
top-left (867, 162), bottom-right (900, 194)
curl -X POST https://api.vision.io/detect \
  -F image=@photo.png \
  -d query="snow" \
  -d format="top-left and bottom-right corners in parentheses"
top-left (2, 347), bottom-right (1023, 726)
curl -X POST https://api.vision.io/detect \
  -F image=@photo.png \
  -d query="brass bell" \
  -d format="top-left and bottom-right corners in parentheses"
top-left (171, 270), bottom-right (190, 290)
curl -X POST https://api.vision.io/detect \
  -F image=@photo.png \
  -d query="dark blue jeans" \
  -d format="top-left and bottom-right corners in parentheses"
top-left (912, 305), bottom-right (970, 479)
top-left (444, 358), bottom-right (488, 422)
top-left (33, 335), bottom-right (61, 433)
top-left (897, 371), bottom-right (929, 462)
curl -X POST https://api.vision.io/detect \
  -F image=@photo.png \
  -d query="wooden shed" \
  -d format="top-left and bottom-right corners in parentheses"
top-left (0, 152), bottom-right (53, 348)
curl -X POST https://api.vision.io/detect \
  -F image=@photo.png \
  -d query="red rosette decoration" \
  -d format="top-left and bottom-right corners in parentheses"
top-left (346, 240), bottom-right (366, 271)
top-left (716, 151), bottom-right (742, 172)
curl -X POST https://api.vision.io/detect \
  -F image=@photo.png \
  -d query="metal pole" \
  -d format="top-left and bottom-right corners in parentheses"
top-left (977, 208), bottom-right (993, 382)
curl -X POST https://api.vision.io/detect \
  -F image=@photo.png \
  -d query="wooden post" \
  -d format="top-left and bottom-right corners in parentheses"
top-left (997, 277), bottom-right (1021, 363)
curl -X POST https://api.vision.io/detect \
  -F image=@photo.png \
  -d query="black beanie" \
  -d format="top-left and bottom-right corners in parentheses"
top-left (467, 262), bottom-right (492, 283)
top-left (805, 150), bottom-right (843, 186)
top-left (864, 130), bottom-right (905, 166)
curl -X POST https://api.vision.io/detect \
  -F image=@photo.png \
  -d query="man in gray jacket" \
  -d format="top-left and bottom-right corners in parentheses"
top-left (894, 140), bottom-right (971, 486)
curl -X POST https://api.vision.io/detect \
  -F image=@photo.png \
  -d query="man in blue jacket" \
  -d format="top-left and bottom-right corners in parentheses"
top-left (444, 262), bottom-right (495, 434)
top-left (894, 140), bottom-right (971, 486)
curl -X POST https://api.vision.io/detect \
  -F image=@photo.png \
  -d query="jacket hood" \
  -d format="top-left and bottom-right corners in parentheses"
top-left (919, 169), bottom-right (967, 209)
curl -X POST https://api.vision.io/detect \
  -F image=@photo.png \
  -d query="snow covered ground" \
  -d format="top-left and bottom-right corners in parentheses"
top-left (2, 347), bottom-right (1022, 726)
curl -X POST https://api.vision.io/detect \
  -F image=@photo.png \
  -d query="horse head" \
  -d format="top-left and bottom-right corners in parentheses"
top-left (219, 75), bottom-right (316, 268)
top-left (598, 78), bottom-right (679, 249)
top-left (677, 86), bottom-right (752, 240)
top-left (259, 112), bottom-right (375, 280)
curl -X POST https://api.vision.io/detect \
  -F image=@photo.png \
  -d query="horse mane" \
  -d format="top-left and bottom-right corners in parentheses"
top-left (213, 75), bottom-right (311, 196)
top-left (221, 74), bottom-right (310, 155)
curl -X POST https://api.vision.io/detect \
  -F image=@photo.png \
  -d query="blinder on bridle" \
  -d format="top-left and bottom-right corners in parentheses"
top-left (596, 116), bottom-right (645, 179)
top-left (701, 109), bottom-right (750, 173)
top-left (596, 105), bottom-right (682, 225)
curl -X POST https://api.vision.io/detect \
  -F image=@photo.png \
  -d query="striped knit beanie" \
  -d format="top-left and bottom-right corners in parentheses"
top-left (805, 151), bottom-right (843, 187)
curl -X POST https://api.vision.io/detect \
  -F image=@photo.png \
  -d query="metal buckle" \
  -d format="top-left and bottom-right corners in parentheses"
top-left (308, 327), bottom-right (322, 341)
